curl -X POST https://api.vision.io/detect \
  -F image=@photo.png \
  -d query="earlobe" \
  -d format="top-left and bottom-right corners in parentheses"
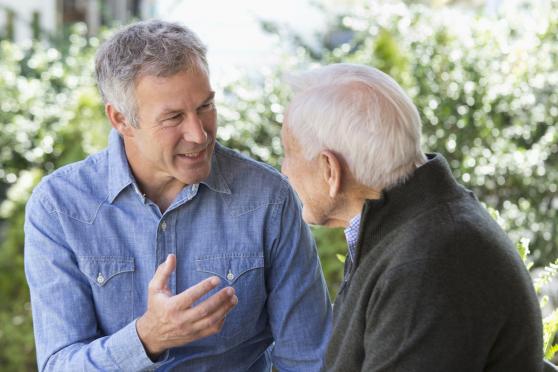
top-left (319, 150), bottom-right (342, 198)
top-left (106, 104), bottom-right (133, 137)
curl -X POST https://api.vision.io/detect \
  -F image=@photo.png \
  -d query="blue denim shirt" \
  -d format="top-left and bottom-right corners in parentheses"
top-left (24, 130), bottom-right (332, 371)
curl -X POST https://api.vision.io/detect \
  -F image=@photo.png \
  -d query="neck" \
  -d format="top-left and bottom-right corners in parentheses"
top-left (325, 186), bottom-right (381, 228)
top-left (137, 178), bottom-right (184, 213)
top-left (124, 144), bottom-right (185, 213)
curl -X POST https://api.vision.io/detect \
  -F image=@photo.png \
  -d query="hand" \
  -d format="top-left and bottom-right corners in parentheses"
top-left (136, 254), bottom-right (237, 359)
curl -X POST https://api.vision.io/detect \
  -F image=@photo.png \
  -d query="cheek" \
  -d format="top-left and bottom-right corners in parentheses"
top-left (152, 131), bottom-right (180, 158)
top-left (203, 113), bottom-right (218, 135)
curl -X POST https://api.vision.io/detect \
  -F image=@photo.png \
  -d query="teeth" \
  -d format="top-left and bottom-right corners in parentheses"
top-left (181, 151), bottom-right (201, 158)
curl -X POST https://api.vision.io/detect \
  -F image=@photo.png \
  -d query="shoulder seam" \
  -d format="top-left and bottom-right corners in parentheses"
top-left (215, 145), bottom-right (285, 182)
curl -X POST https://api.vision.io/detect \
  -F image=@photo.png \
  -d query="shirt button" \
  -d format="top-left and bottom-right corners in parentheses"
top-left (96, 273), bottom-right (105, 284)
top-left (161, 221), bottom-right (167, 231)
top-left (226, 271), bottom-right (235, 281)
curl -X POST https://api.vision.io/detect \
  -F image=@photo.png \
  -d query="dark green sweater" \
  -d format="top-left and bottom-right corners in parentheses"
top-left (324, 154), bottom-right (543, 372)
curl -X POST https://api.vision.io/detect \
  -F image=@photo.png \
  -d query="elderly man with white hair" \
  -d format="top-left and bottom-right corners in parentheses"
top-left (281, 63), bottom-right (543, 371)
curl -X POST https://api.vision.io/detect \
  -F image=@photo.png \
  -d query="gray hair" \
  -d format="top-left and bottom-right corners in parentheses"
top-left (95, 20), bottom-right (208, 127)
top-left (285, 63), bottom-right (427, 190)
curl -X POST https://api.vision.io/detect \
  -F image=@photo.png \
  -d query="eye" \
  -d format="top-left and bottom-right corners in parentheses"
top-left (163, 114), bottom-right (183, 126)
top-left (198, 101), bottom-right (215, 113)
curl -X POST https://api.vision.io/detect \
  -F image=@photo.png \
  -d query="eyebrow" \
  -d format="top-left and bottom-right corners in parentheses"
top-left (202, 91), bottom-right (216, 105)
top-left (156, 91), bottom-right (215, 120)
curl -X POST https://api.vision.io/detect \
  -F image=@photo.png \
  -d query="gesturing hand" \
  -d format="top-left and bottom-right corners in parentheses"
top-left (136, 254), bottom-right (238, 359)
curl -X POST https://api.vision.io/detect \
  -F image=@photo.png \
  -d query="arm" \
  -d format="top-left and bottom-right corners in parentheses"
top-left (24, 191), bottom-right (162, 372)
top-left (25, 191), bottom-right (237, 371)
top-left (266, 183), bottom-right (333, 372)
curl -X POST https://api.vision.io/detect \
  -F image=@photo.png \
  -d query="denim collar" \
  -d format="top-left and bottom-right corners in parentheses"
top-left (107, 129), bottom-right (230, 203)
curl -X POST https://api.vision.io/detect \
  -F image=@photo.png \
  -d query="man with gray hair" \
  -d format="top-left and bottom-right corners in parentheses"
top-left (24, 20), bottom-right (332, 371)
top-left (281, 63), bottom-right (543, 371)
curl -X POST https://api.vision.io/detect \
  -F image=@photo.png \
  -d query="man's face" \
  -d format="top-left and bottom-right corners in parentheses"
top-left (126, 67), bottom-right (217, 187)
top-left (281, 124), bottom-right (332, 225)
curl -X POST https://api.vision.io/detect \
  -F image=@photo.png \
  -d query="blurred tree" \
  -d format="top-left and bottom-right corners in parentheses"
top-left (0, 23), bottom-right (108, 368)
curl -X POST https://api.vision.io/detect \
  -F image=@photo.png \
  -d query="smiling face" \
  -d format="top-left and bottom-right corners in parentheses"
top-left (118, 66), bottom-right (217, 193)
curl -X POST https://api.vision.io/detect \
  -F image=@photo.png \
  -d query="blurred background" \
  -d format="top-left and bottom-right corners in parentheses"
top-left (0, 0), bottom-right (557, 369)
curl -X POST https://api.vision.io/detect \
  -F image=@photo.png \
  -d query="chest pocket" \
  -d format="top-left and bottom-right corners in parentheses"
top-left (77, 256), bottom-right (135, 334)
top-left (196, 255), bottom-right (266, 339)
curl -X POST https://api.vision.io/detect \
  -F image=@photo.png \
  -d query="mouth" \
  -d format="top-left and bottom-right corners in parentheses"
top-left (176, 148), bottom-right (206, 162)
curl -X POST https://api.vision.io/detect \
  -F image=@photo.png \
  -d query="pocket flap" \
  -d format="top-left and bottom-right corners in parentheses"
top-left (77, 256), bottom-right (135, 287)
top-left (195, 255), bottom-right (264, 284)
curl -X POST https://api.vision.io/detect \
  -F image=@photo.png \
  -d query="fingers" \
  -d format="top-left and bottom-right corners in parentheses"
top-left (172, 275), bottom-right (222, 309)
top-left (191, 288), bottom-right (238, 332)
top-left (189, 287), bottom-right (237, 320)
top-left (194, 318), bottom-right (226, 340)
top-left (149, 254), bottom-right (176, 292)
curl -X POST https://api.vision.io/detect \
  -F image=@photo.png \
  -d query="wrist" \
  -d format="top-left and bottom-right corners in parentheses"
top-left (136, 315), bottom-right (164, 361)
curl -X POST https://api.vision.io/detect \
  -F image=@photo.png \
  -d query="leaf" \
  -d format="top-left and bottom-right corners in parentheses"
top-left (336, 254), bottom-right (346, 264)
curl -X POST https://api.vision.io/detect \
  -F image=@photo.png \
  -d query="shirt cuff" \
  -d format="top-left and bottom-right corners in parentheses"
top-left (106, 319), bottom-right (170, 371)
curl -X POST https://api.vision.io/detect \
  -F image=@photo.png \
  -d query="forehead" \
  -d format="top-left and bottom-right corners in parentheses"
top-left (134, 67), bottom-right (212, 105)
top-left (281, 124), bottom-right (302, 153)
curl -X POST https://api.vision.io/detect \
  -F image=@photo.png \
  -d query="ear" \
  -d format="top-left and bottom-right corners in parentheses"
top-left (318, 150), bottom-right (342, 198)
top-left (106, 104), bottom-right (134, 137)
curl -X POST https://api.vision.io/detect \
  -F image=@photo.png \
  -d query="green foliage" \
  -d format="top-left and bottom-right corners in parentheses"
top-left (523, 238), bottom-right (558, 360)
top-left (543, 309), bottom-right (558, 360)
top-left (0, 24), bottom-right (107, 368)
top-left (217, 69), bottom-right (288, 166)
top-left (311, 227), bottom-right (346, 298)
top-left (488, 206), bottom-right (558, 360)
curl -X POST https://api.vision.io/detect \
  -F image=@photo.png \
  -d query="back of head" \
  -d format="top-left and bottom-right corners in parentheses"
top-left (95, 20), bottom-right (207, 127)
top-left (285, 63), bottom-right (426, 190)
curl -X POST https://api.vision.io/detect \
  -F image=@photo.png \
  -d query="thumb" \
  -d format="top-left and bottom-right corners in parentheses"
top-left (148, 254), bottom-right (176, 292)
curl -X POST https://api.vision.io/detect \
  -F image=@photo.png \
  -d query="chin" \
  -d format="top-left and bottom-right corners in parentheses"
top-left (179, 165), bottom-right (211, 185)
top-left (302, 209), bottom-right (324, 226)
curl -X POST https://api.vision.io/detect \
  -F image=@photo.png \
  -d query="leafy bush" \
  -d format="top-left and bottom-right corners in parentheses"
top-left (0, 24), bottom-right (107, 368)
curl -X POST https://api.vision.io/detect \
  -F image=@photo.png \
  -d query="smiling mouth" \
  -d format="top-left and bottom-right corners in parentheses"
top-left (176, 149), bottom-right (206, 161)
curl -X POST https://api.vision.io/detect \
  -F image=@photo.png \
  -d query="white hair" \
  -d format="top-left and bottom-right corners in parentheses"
top-left (285, 63), bottom-right (427, 190)
top-left (95, 20), bottom-right (208, 127)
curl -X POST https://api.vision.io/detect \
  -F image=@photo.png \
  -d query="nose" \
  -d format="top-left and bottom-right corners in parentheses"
top-left (182, 114), bottom-right (208, 144)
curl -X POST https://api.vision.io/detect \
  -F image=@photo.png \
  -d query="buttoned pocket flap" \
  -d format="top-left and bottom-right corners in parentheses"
top-left (77, 256), bottom-right (135, 287)
top-left (195, 255), bottom-right (264, 284)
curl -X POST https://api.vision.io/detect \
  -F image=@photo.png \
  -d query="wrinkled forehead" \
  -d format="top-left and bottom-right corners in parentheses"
top-left (137, 56), bottom-right (209, 85)
top-left (133, 67), bottom-right (214, 117)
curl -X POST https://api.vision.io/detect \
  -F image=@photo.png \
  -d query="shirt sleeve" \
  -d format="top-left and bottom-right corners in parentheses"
top-left (24, 190), bottom-right (170, 372)
top-left (265, 181), bottom-right (333, 372)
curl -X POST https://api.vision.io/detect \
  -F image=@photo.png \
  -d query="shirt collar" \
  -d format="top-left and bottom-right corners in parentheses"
top-left (107, 129), bottom-right (135, 203)
top-left (344, 213), bottom-right (362, 264)
top-left (200, 143), bottom-right (231, 195)
top-left (106, 130), bottom-right (231, 203)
